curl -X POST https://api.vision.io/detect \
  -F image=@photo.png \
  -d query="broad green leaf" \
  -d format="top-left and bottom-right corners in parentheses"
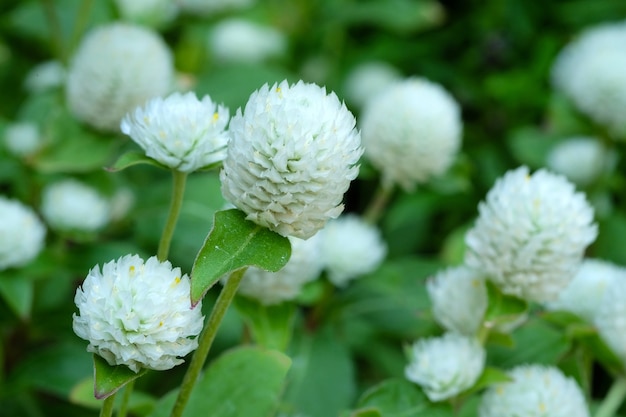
top-left (463, 367), bottom-right (512, 395)
top-left (484, 281), bottom-right (528, 329)
top-left (148, 346), bottom-right (291, 417)
top-left (93, 355), bottom-right (149, 400)
top-left (105, 150), bottom-right (168, 172)
top-left (0, 272), bottom-right (34, 319)
top-left (70, 377), bottom-right (156, 415)
top-left (234, 296), bottom-right (296, 351)
top-left (191, 209), bottom-right (291, 305)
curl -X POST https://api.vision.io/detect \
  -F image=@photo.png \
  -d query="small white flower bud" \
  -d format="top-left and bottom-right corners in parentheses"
top-left (0, 197), bottom-right (46, 270)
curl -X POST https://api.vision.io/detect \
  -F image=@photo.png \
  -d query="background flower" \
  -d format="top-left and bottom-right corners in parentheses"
top-left (342, 61), bottom-right (402, 109)
top-left (546, 137), bottom-right (614, 187)
top-left (0, 196), bottom-right (46, 270)
top-left (208, 19), bottom-right (287, 64)
top-left (594, 278), bottom-right (626, 368)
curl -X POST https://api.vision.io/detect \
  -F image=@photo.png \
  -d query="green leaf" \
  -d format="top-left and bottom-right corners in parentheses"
top-left (70, 377), bottom-right (156, 414)
top-left (148, 346), bottom-right (291, 417)
top-left (484, 281), bottom-right (528, 329)
top-left (347, 408), bottom-right (383, 417)
top-left (93, 355), bottom-right (149, 400)
top-left (234, 296), bottom-right (296, 351)
top-left (105, 150), bottom-right (168, 172)
top-left (191, 209), bottom-right (291, 305)
top-left (0, 272), bottom-right (34, 319)
top-left (506, 127), bottom-right (559, 169)
top-left (463, 367), bottom-right (512, 395)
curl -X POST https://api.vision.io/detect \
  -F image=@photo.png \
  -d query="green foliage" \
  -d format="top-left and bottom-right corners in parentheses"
top-left (93, 355), bottom-right (149, 399)
top-left (234, 296), bottom-right (296, 351)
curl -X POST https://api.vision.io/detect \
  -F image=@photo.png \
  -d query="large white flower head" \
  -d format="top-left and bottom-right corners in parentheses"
top-left (320, 214), bottom-right (387, 287)
top-left (479, 365), bottom-right (590, 417)
top-left (209, 19), bottom-right (287, 64)
top-left (546, 258), bottom-right (626, 322)
top-left (114, 0), bottom-right (178, 28)
top-left (405, 332), bottom-right (485, 402)
top-left (552, 20), bottom-right (626, 138)
top-left (233, 234), bottom-right (324, 305)
top-left (73, 255), bottom-right (204, 372)
top-left (342, 61), bottom-right (402, 109)
top-left (66, 23), bottom-right (173, 132)
top-left (41, 179), bottom-right (111, 233)
top-left (0, 197), bottom-right (46, 270)
top-left (594, 278), bottom-right (626, 367)
top-left (4, 122), bottom-right (42, 157)
top-left (547, 137), bottom-right (614, 187)
top-left (121, 92), bottom-right (230, 172)
top-left (464, 166), bottom-right (598, 303)
top-left (360, 77), bottom-right (462, 190)
top-left (220, 80), bottom-right (363, 239)
top-left (427, 265), bottom-right (487, 336)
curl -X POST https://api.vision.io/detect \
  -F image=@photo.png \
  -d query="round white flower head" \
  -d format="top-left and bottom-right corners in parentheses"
top-left (209, 19), bottom-right (287, 64)
top-left (233, 234), bottom-right (324, 305)
top-left (73, 254), bottom-right (204, 372)
top-left (114, 0), bottom-right (178, 28)
top-left (178, 0), bottom-right (253, 15)
top-left (547, 137), bottom-right (614, 186)
top-left (41, 179), bottom-right (110, 232)
top-left (360, 77), bottom-right (462, 190)
top-left (342, 61), bottom-right (402, 109)
top-left (465, 166), bottom-right (598, 303)
top-left (66, 23), bottom-right (173, 132)
top-left (427, 265), bottom-right (487, 336)
top-left (546, 258), bottom-right (626, 322)
top-left (220, 80), bottom-right (363, 239)
top-left (121, 92), bottom-right (230, 172)
top-left (479, 365), bottom-right (590, 417)
top-left (594, 278), bottom-right (626, 367)
top-left (4, 122), bottom-right (42, 157)
top-left (24, 60), bottom-right (66, 93)
top-left (405, 332), bottom-right (485, 402)
top-left (0, 197), bottom-right (46, 270)
top-left (320, 214), bottom-right (387, 287)
top-left (552, 20), bottom-right (626, 138)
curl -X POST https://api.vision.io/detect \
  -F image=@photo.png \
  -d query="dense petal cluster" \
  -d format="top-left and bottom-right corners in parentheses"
top-left (4, 122), bottom-right (42, 157)
top-left (320, 214), bottom-right (387, 287)
top-left (66, 23), bottom-right (173, 132)
top-left (234, 234), bottom-right (324, 305)
top-left (465, 166), bottom-right (597, 302)
top-left (220, 80), bottom-right (363, 239)
top-left (0, 197), bottom-right (46, 270)
top-left (41, 179), bottom-right (110, 232)
top-left (552, 20), bottom-right (626, 138)
top-left (547, 137), bottom-right (613, 186)
top-left (427, 265), bottom-right (487, 335)
top-left (209, 19), bottom-right (286, 63)
top-left (595, 278), bottom-right (626, 366)
top-left (121, 92), bottom-right (230, 172)
top-left (405, 333), bottom-right (485, 402)
top-left (73, 255), bottom-right (204, 372)
top-left (479, 365), bottom-right (590, 417)
top-left (360, 78), bottom-right (462, 190)
top-left (342, 61), bottom-right (402, 108)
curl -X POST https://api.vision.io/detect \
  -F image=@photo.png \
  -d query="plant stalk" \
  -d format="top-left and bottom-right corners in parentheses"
top-left (117, 380), bottom-right (135, 417)
top-left (595, 376), bottom-right (626, 417)
top-left (363, 183), bottom-right (394, 224)
top-left (157, 171), bottom-right (187, 261)
top-left (99, 393), bottom-right (116, 417)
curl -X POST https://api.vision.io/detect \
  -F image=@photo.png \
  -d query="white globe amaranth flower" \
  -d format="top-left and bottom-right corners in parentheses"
top-left (4, 122), bottom-right (42, 157)
top-left (360, 77), bottom-right (462, 190)
top-left (66, 23), bottom-right (173, 132)
top-left (114, 0), bottom-right (178, 28)
top-left (342, 61), bottom-right (402, 109)
top-left (121, 92), bottom-right (230, 172)
top-left (0, 197), bottom-right (46, 270)
top-left (479, 365), bottom-right (590, 417)
top-left (427, 265), bottom-right (487, 336)
top-left (220, 80), bottom-right (363, 239)
top-left (209, 19), bottom-right (287, 64)
top-left (465, 166), bottom-right (597, 303)
top-left (24, 60), bottom-right (66, 93)
top-left (405, 332), bottom-right (485, 402)
top-left (178, 0), bottom-right (254, 15)
top-left (73, 254), bottom-right (204, 372)
top-left (594, 278), bottom-right (626, 367)
top-left (233, 234), bottom-right (324, 305)
top-left (552, 20), bottom-right (626, 138)
top-left (320, 214), bottom-right (387, 287)
top-left (546, 258), bottom-right (626, 322)
top-left (41, 179), bottom-right (111, 232)
top-left (547, 137), bottom-right (614, 186)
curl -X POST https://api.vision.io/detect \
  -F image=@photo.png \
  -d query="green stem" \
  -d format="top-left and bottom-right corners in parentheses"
top-left (117, 380), bottom-right (134, 417)
top-left (169, 268), bottom-right (248, 417)
top-left (157, 171), bottom-right (187, 262)
top-left (363, 183), bottom-right (394, 224)
top-left (70, 0), bottom-right (95, 54)
top-left (99, 393), bottom-right (116, 417)
top-left (40, 0), bottom-right (67, 65)
top-left (595, 376), bottom-right (626, 417)
top-left (477, 323), bottom-right (491, 345)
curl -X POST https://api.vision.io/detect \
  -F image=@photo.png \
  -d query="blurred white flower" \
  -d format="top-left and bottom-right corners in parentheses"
top-left (547, 137), bottom-right (614, 186)
top-left (552, 20), bottom-right (626, 138)
top-left (465, 166), bottom-right (597, 303)
top-left (178, 0), bottom-right (254, 15)
top-left (41, 179), bottom-right (110, 232)
top-left (405, 332), bottom-right (485, 402)
top-left (66, 23), bottom-right (173, 132)
top-left (121, 92), bottom-right (230, 172)
top-left (73, 254), bottom-right (204, 372)
top-left (24, 60), bottom-right (66, 93)
top-left (220, 80), bottom-right (363, 239)
top-left (595, 278), bottom-right (626, 367)
top-left (479, 365), bottom-right (589, 417)
top-left (342, 61), bottom-right (402, 109)
top-left (233, 234), bottom-right (324, 305)
top-left (0, 197), bottom-right (46, 270)
top-left (546, 258), bottom-right (626, 322)
top-left (109, 188), bottom-right (135, 222)
top-left (209, 19), bottom-right (287, 64)
top-left (320, 214), bottom-right (386, 287)
top-left (360, 77), bottom-right (462, 190)
top-left (114, 0), bottom-right (178, 28)
top-left (427, 265), bottom-right (487, 336)
top-left (4, 122), bottom-right (42, 157)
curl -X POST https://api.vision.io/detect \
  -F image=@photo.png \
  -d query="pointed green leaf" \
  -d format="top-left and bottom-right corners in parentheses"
top-left (105, 150), bottom-right (168, 172)
top-left (0, 273), bottom-right (34, 319)
top-left (93, 355), bottom-right (148, 400)
top-left (234, 296), bottom-right (296, 351)
top-left (191, 209), bottom-right (291, 304)
top-left (463, 367), bottom-right (512, 396)
top-left (70, 377), bottom-right (156, 414)
top-left (484, 281), bottom-right (528, 329)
